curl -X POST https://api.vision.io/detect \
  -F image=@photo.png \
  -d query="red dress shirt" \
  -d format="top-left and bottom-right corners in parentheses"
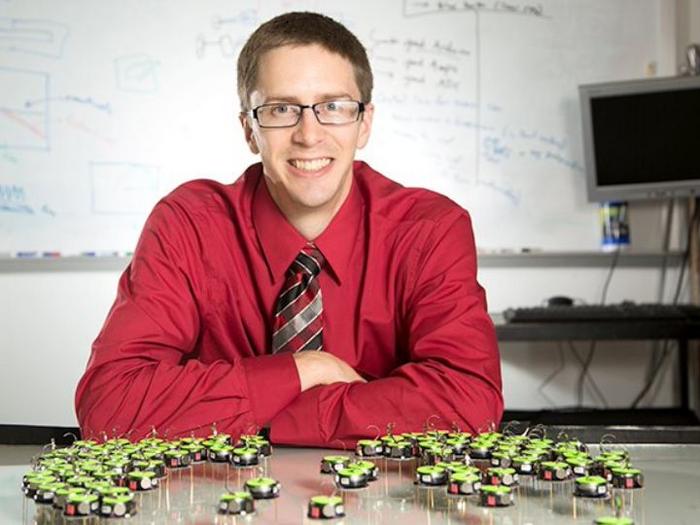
top-left (75, 161), bottom-right (503, 445)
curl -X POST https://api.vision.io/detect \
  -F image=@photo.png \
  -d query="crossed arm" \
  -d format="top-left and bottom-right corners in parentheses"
top-left (271, 211), bottom-right (503, 445)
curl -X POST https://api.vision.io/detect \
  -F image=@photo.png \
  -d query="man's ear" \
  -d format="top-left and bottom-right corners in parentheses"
top-left (239, 113), bottom-right (260, 155)
top-left (356, 103), bottom-right (374, 150)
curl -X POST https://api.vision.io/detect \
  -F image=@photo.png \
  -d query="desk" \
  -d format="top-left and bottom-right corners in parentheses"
top-left (495, 315), bottom-right (700, 413)
top-left (2, 445), bottom-right (699, 524)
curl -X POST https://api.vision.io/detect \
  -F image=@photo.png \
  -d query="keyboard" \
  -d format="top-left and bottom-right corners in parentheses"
top-left (503, 303), bottom-right (700, 323)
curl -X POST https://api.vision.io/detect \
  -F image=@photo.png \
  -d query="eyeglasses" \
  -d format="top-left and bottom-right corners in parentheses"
top-left (249, 100), bottom-right (365, 128)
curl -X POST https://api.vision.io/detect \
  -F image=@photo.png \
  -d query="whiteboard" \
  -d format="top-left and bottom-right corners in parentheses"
top-left (0, 0), bottom-right (673, 254)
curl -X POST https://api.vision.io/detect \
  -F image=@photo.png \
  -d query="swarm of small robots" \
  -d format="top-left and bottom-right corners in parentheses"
top-left (21, 422), bottom-right (642, 523)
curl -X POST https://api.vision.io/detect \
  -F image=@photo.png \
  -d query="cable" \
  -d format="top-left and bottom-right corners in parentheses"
top-left (576, 343), bottom-right (593, 406)
top-left (571, 246), bottom-right (621, 407)
top-left (599, 247), bottom-right (621, 306)
top-left (648, 247), bottom-right (695, 406)
top-left (649, 341), bottom-right (676, 404)
top-left (657, 199), bottom-right (675, 300)
top-left (630, 340), bottom-right (673, 408)
top-left (630, 200), bottom-right (700, 408)
top-left (569, 341), bottom-right (608, 407)
top-left (672, 244), bottom-right (692, 304)
top-left (644, 199), bottom-right (676, 401)
top-left (537, 342), bottom-right (567, 407)
top-left (671, 198), bottom-right (700, 304)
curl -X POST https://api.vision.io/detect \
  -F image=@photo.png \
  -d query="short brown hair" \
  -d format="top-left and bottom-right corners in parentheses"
top-left (237, 12), bottom-right (373, 111)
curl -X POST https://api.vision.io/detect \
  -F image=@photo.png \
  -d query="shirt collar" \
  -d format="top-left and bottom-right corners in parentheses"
top-left (313, 167), bottom-right (363, 285)
top-left (252, 162), bottom-right (364, 285)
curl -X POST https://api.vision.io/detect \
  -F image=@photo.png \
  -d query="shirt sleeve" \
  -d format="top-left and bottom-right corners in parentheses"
top-left (269, 210), bottom-right (503, 446)
top-left (74, 199), bottom-right (301, 440)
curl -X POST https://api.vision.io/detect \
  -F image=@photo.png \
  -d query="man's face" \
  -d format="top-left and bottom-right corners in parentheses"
top-left (241, 44), bottom-right (373, 219)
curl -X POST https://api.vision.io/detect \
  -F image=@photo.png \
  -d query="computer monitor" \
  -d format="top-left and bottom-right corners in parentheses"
top-left (579, 75), bottom-right (700, 202)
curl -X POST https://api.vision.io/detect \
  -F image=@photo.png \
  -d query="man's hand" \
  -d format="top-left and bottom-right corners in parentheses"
top-left (292, 351), bottom-right (367, 392)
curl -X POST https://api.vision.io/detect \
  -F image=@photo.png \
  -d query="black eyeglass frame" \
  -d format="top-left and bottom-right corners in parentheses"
top-left (248, 100), bottom-right (366, 128)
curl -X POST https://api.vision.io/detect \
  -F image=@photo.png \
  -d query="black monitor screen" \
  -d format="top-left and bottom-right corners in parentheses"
top-left (590, 88), bottom-right (700, 187)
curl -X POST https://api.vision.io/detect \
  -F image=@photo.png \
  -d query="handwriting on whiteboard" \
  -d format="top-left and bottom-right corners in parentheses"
top-left (0, 17), bottom-right (69, 58)
top-left (0, 184), bottom-right (54, 216)
top-left (403, 0), bottom-right (547, 18)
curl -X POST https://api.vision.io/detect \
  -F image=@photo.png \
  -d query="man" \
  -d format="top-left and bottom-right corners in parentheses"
top-left (75, 12), bottom-right (502, 446)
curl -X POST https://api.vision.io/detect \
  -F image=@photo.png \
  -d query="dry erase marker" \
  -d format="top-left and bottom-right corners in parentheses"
top-left (42, 251), bottom-right (61, 258)
top-left (15, 251), bottom-right (39, 258)
top-left (81, 251), bottom-right (120, 257)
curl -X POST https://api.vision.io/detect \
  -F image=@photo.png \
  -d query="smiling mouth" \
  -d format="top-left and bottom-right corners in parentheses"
top-left (289, 158), bottom-right (333, 172)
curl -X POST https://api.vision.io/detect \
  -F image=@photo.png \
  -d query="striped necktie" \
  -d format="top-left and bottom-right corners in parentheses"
top-left (272, 243), bottom-right (324, 353)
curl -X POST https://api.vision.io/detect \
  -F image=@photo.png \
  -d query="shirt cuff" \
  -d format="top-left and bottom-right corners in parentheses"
top-left (241, 352), bottom-right (300, 427)
top-left (268, 388), bottom-right (322, 446)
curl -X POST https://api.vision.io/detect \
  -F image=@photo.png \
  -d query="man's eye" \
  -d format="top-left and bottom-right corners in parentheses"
top-left (271, 104), bottom-right (290, 115)
top-left (324, 102), bottom-right (339, 112)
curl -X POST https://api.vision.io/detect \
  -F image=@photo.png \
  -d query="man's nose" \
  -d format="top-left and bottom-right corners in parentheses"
top-left (292, 107), bottom-right (324, 145)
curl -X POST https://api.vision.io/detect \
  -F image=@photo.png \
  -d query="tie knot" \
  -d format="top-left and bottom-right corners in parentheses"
top-left (291, 243), bottom-right (324, 277)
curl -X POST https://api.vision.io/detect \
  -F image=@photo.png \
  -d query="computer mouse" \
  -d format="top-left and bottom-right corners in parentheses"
top-left (547, 295), bottom-right (574, 307)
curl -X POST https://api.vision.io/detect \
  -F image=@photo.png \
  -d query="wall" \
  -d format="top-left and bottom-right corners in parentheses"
top-left (677, 0), bottom-right (700, 68)
top-left (1, 0), bottom-right (696, 427)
